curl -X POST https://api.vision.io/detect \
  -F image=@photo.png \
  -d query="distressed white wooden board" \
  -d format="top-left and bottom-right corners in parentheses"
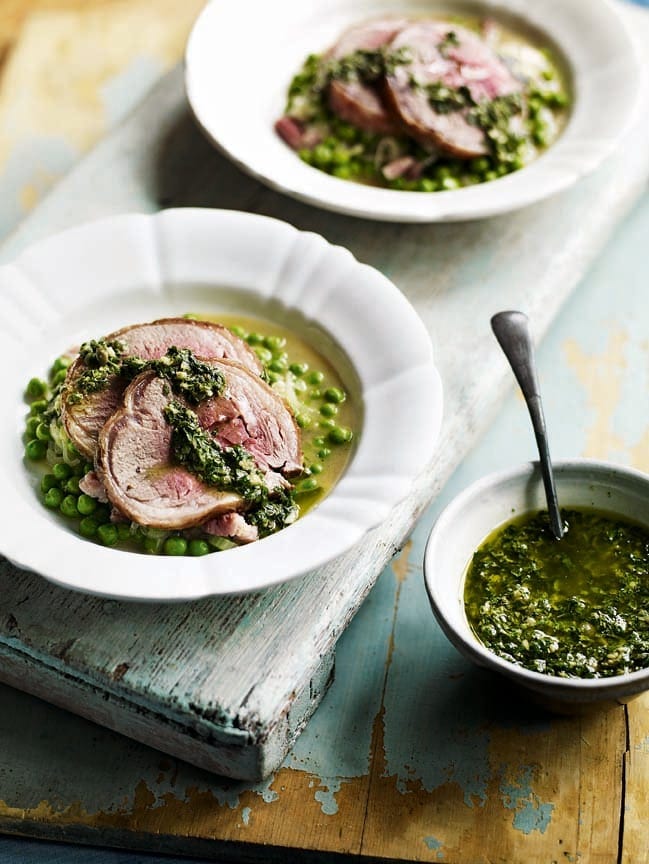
top-left (0, 4), bottom-right (648, 782)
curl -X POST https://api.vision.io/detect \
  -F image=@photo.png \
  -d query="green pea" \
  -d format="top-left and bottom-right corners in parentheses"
top-left (44, 487), bottom-right (64, 509)
top-left (254, 346), bottom-right (273, 364)
top-left (313, 144), bottom-right (333, 167)
top-left (318, 448), bottom-right (331, 459)
top-left (320, 403), bottom-right (338, 418)
top-left (314, 437), bottom-right (326, 447)
top-left (319, 418), bottom-right (335, 430)
top-left (309, 389), bottom-right (322, 400)
top-left (26, 378), bottom-right (47, 400)
top-left (41, 474), bottom-right (59, 493)
top-left (65, 477), bottom-right (81, 495)
top-left (116, 523), bottom-right (132, 542)
top-left (182, 313), bottom-right (199, 320)
top-left (247, 332), bottom-right (263, 345)
top-left (77, 493), bottom-right (97, 515)
top-left (328, 425), bottom-right (353, 445)
top-left (307, 370), bottom-right (324, 385)
top-left (79, 516), bottom-right (99, 538)
top-left (51, 356), bottom-right (72, 375)
top-left (298, 148), bottom-right (314, 165)
top-left (289, 362), bottom-right (308, 376)
top-left (310, 463), bottom-right (324, 475)
top-left (297, 477), bottom-right (320, 494)
top-left (59, 494), bottom-right (79, 518)
top-left (533, 128), bottom-right (548, 148)
top-left (263, 335), bottom-right (286, 351)
top-left (25, 439), bottom-right (47, 460)
top-left (295, 413), bottom-right (312, 429)
top-left (324, 387), bottom-right (346, 404)
top-left (266, 371), bottom-right (279, 384)
top-left (25, 416), bottom-right (40, 438)
top-left (441, 177), bottom-right (460, 191)
top-left (52, 462), bottom-right (72, 481)
top-left (419, 178), bottom-right (437, 193)
top-left (163, 536), bottom-right (188, 556)
top-left (189, 539), bottom-right (211, 557)
top-left (35, 421), bottom-right (51, 441)
top-left (484, 170), bottom-right (499, 182)
top-left (269, 359), bottom-right (288, 374)
top-left (97, 524), bottom-right (118, 547)
top-left (470, 157), bottom-right (491, 175)
top-left (230, 325), bottom-right (247, 339)
top-left (52, 369), bottom-right (68, 387)
top-left (29, 399), bottom-right (48, 416)
top-left (333, 164), bottom-right (353, 180)
top-left (82, 462), bottom-right (94, 475)
top-left (143, 536), bottom-right (163, 555)
top-left (435, 165), bottom-right (451, 181)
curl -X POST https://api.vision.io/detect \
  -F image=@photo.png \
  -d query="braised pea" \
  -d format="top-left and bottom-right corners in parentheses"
top-left (320, 403), bottom-right (338, 418)
top-left (163, 536), bottom-right (188, 556)
top-left (52, 462), bottom-right (72, 481)
top-left (254, 346), bottom-right (273, 364)
top-left (52, 369), bottom-right (68, 387)
top-left (116, 523), bottom-right (132, 542)
top-left (319, 418), bottom-right (335, 430)
top-left (263, 335), bottom-right (286, 351)
top-left (143, 536), bottom-right (164, 555)
top-left (289, 362), bottom-right (308, 376)
top-left (29, 399), bottom-right (48, 416)
top-left (25, 439), bottom-right (47, 460)
top-left (306, 370), bottom-right (324, 385)
top-left (97, 524), bottom-right (118, 547)
top-left (77, 493), bottom-right (97, 515)
top-left (79, 516), bottom-right (99, 538)
top-left (25, 377), bottom-right (47, 399)
top-left (324, 387), bottom-right (346, 404)
top-left (189, 539), bottom-right (211, 556)
top-left (230, 325), bottom-right (248, 339)
top-left (60, 495), bottom-right (79, 518)
top-left (296, 477), bottom-right (320, 494)
top-left (309, 463), bottom-right (323, 475)
top-left (65, 477), bottom-right (81, 495)
top-left (247, 332), bottom-right (263, 345)
top-left (35, 422), bottom-right (51, 441)
top-left (44, 487), bottom-right (64, 509)
top-left (328, 425), bottom-right (353, 445)
top-left (295, 413), bottom-right (312, 429)
top-left (41, 474), bottom-right (59, 493)
top-left (318, 448), bottom-right (331, 459)
top-left (25, 417), bottom-right (40, 438)
top-left (51, 356), bottom-right (72, 375)
top-left (269, 358), bottom-right (288, 374)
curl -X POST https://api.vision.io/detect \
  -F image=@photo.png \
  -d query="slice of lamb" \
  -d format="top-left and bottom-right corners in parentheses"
top-left (383, 21), bottom-right (522, 158)
top-left (326, 18), bottom-right (409, 135)
top-left (62, 318), bottom-right (262, 460)
top-left (202, 513), bottom-right (259, 545)
top-left (97, 360), bottom-right (302, 530)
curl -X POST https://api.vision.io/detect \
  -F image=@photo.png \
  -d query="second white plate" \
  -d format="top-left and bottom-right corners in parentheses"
top-left (185, 0), bottom-right (642, 223)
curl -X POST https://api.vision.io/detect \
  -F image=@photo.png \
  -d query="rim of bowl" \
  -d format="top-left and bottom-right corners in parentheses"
top-left (424, 458), bottom-right (649, 695)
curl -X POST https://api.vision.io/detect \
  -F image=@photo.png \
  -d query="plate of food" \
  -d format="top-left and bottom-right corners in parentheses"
top-left (185, 0), bottom-right (641, 222)
top-left (0, 208), bottom-right (442, 600)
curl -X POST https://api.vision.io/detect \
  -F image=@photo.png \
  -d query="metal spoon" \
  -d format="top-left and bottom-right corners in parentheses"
top-left (491, 310), bottom-right (565, 540)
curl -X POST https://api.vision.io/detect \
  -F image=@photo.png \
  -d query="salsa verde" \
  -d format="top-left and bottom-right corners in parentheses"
top-left (464, 508), bottom-right (649, 678)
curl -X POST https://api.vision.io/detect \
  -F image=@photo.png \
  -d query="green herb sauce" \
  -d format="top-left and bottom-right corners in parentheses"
top-left (464, 509), bottom-right (649, 678)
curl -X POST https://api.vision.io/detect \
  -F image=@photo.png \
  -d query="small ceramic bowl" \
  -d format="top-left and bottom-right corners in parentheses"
top-left (424, 459), bottom-right (649, 705)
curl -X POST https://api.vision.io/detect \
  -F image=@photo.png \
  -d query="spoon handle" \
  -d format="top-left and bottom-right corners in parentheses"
top-left (491, 310), bottom-right (565, 540)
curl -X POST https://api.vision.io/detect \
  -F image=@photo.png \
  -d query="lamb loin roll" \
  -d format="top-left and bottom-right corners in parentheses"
top-left (61, 318), bottom-right (262, 460)
top-left (327, 18), bottom-right (409, 135)
top-left (97, 359), bottom-right (302, 531)
top-left (383, 21), bottom-right (522, 158)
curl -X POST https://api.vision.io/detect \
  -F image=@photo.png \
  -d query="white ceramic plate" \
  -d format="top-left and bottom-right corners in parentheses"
top-left (0, 209), bottom-right (442, 601)
top-left (185, 0), bottom-right (642, 223)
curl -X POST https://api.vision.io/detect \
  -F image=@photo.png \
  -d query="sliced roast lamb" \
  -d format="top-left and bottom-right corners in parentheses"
top-left (62, 318), bottom-right (262, 459)
top-left (383, 21), bottom-right (522, 158)
top-left (326, 18), bottom-right (409, 135)
top-left (97, 360), bottom-right (302, 530)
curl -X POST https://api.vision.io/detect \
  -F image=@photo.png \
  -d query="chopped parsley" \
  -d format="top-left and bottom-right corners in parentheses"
top-left (70, 342), bottom-right (226, 405)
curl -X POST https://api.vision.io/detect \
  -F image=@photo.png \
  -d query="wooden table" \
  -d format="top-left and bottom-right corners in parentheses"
top-left (1, 2), bottom-right (649, 862)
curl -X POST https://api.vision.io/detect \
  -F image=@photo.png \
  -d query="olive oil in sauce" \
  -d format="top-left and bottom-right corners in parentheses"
top-left (464, 508), bottom-right (649, 678)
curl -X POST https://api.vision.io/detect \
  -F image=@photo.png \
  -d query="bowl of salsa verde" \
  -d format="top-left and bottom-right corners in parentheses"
top-left (424, 459), bottom-right (649, 704)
